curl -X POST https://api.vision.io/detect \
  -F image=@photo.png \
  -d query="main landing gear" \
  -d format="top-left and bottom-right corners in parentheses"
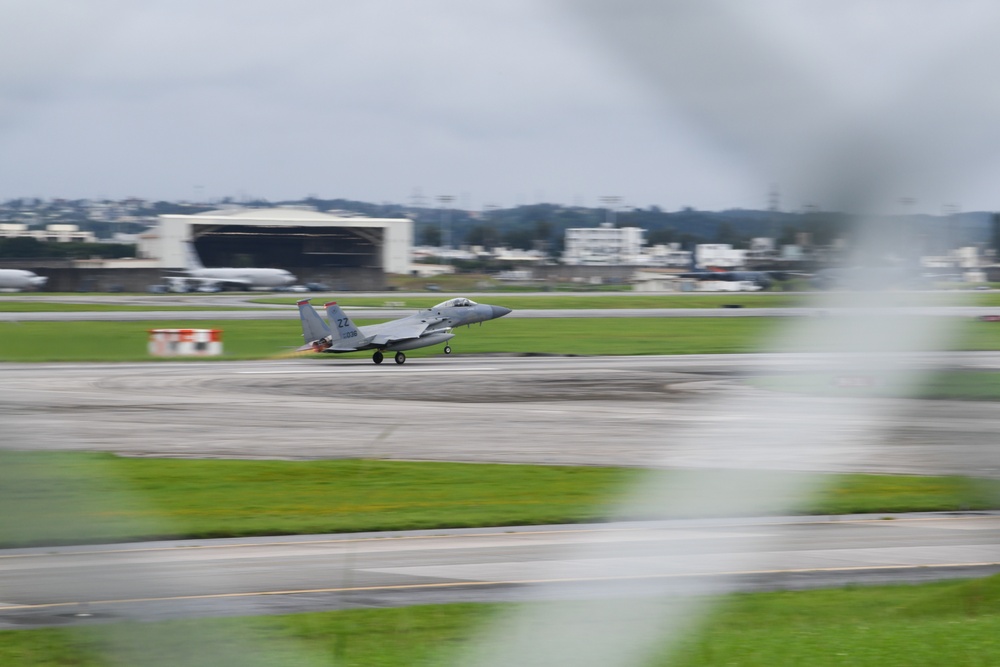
top-left (372, 350), bottom-right (406, 364)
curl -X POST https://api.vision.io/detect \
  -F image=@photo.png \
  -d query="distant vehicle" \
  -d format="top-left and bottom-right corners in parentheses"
top-left (693, 279), bottom-right (762, 292)
top-left (680, 267), bottom-right (800, 290)
top-left (147, 284), bottom-right (169, 294)
top-left (0, 269), bottom-right (47, 291)
top-left (304, 282), bottom-right (329, 292)
top-left (285, 285), bottom-right (310, 293)
top-left (164, 242), bottom-right (296, 292)
top-left (295, 297), bottom-right (512, 365)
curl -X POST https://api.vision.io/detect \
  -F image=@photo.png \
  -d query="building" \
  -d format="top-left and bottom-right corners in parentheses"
top-left (639, 243), bottom-right (693, 267)
top-left (694, 243), bottom-right (747, 269)
top-left (562, 224), bottom-right (645, 265)
top-left (140, 207), bottom-right (413, 288)
top-left (0, 223), bottom-right (96, 243)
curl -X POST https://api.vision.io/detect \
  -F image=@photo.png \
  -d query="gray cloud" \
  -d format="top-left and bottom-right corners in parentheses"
top-left (3, 1), bottom-right (1000, 212)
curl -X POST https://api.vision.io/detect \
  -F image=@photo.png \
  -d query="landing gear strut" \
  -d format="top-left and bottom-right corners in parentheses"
top-left (394, 352), bottom-right (406, 365)
top-left (372, 351), bottom-right (384, 365)
top-left (444, 345), bottom-right (452, 355)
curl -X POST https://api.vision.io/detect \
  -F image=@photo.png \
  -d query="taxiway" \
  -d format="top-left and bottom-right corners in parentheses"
top-left (1, 513), bottom-right (997, 628)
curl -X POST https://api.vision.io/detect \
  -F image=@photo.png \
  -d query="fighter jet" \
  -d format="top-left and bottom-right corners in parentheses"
top-left (295, 297), bottom-right (513, 364)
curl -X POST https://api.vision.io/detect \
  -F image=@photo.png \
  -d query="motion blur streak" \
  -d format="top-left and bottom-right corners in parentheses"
top-left (460, 2), bottom-right (1000, 666)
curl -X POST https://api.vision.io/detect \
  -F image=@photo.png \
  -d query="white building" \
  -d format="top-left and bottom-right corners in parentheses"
top-left (142, 207), bottom-right (412, 273)
top-left (639, 243), bottom-right (693, 267)
top-left (694, 243), bottom-right (747, 269)
top-left (0, 223), bottom-right (96, 243)
top-left (562, 224), bottom-right (645, 265)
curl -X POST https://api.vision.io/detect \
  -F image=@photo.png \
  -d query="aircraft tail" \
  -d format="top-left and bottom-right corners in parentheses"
top-left (297, 299), bottom-right (332, 351)
top-left (324, 302), bottom-right (363, 345)
top-left (183, 241), bottom-right (206, 271)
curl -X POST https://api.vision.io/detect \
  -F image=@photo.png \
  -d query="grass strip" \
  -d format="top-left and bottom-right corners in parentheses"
top-left (3, 315), bottom-right (1000, 362)
top-left (1, 452), bottom-right (998, 548)
top-left (0, 302), bottom-right (258, 312)
top-left (0, 317), bottom-right (778, 361)
top-left (1, 575), bottom-right (999, 665)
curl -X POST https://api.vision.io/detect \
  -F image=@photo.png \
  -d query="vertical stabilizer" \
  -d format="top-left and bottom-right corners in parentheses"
top-left (324, 302), bottom-right (363, 344)
top-left (297, 299), bottom-right (332, 350)
top-left (184, 241), bottom-right (206, 271)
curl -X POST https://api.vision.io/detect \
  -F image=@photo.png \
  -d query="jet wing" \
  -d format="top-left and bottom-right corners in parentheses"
top-left (165, 275), bottom-right (254, 290)
top-left (363, 316), bottom-right (447, 346)
top-left (201, 277), bottom-right (253, 289)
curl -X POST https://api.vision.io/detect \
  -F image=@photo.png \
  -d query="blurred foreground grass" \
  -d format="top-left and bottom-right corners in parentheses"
top-left (1, 452), bottom-right (997, 547)
top-left (1, 575), bottom-right (999, 666)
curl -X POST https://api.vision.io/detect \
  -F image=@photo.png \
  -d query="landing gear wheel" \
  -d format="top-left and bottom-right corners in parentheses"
top-left (373, 351), bottom-right (384, 365)
top-left (394, 352), bottom-right (406, 365)
top-left (444, 345), bottom-right (452, 355)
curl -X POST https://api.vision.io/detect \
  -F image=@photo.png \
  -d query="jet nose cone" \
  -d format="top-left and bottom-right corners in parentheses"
top-left (490, 305), bottom-right (512, 319)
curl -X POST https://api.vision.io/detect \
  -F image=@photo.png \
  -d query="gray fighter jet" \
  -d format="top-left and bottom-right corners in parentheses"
top-left (295, 297), bottom-right (512, 364)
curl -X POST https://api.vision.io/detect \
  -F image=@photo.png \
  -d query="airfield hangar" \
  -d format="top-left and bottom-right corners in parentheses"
top-left (144, 207), bottom-right (413, 290)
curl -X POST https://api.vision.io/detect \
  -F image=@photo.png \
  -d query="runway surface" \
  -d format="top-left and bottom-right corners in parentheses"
top-left (4, 353), bottom-right (1000, 477)
top-left (3, 352), bottom-right (999, 628)
top-left (1, 513), bottom-right (998, 629)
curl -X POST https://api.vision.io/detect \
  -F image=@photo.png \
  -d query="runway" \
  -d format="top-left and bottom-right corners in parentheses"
top-left (2, 352), bottom-right (999, 628)
top-left (3, 353), bottom-right (1000, 477)
top-left (1, 513), bottom-right (998, 628)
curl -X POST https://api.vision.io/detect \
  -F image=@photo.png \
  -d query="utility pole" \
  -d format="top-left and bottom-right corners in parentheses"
top-left (437, 195), bottom-right (454, 249)
top-left (599, 196), bottom-right (621, 225)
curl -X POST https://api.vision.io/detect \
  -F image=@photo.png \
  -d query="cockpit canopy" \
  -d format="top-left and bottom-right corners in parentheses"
top-left (433, 297), bottom-right (477, 308)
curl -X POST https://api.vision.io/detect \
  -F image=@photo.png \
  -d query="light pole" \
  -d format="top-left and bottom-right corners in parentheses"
top-left (437, 195), bottom-right (454, 249)
top-left (599, 195), bottom-right (621, 226)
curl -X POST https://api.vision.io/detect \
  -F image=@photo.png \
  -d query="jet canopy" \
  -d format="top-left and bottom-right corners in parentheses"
top-left (432, 297), bottom-right (477, 308)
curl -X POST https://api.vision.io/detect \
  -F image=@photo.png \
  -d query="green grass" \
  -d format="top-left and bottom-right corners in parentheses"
top-left (1, 452), bottom-right (998, 548)
top-left (0, 302), bottom-right (256, 312)
top-left (0, 317), bottom-right (780, 361)
top-left (663, 575), bottom-right (1000, 666)
top-left (3, 315), bottom-right (1000, 362)
top-left (2, 576), bottom-right (999, 665)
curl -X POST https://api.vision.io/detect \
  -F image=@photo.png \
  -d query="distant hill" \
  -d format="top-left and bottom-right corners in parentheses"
top-left (266, 198), bottom-right (995, 256)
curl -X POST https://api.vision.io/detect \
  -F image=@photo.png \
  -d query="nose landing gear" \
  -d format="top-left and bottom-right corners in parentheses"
top-left (444, 345), bottom-right (452, 355)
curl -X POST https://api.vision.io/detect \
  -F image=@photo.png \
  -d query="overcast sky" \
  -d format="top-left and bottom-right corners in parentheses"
top-left (4, 1), bottom-right (1000, 213)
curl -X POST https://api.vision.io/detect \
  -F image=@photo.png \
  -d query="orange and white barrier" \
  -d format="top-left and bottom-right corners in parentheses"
top-left (148, 329), bottom-right (223, 356)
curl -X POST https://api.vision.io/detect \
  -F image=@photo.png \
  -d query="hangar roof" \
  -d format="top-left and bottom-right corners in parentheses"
top-left (185, 207), bottom-right (407, 226)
